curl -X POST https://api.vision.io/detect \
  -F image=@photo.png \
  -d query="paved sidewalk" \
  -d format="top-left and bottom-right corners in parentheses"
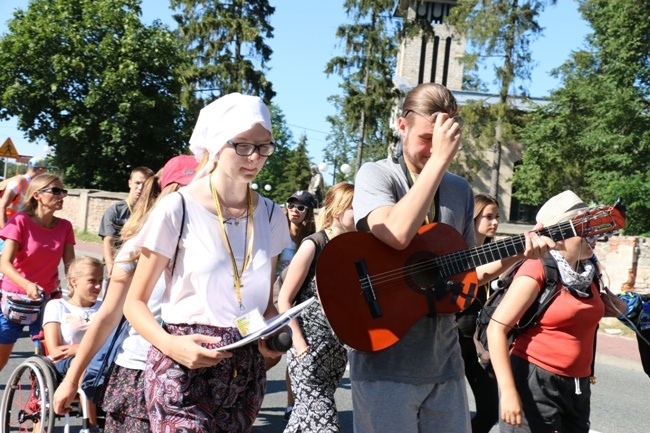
top-left (74, 239), bottom-right (103, 260)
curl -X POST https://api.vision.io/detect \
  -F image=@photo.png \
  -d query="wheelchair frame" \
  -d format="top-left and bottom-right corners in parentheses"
top-left (0, 354), bottom-right (93, 433)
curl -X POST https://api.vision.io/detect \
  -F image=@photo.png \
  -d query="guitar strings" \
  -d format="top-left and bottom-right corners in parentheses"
top-left (363, 212), bottom-right (613, 290)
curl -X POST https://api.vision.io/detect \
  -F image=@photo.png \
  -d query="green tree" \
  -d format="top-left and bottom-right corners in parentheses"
top-left (448, 0), bottom-right (557, 196)
top-left (325, 0), bottom-right (400, 173)
top-left (255, 104), bottom-right (304, 204)
top-left (513, 0), bottom-right (650, 234)
top-left (262, 134), bottom-right (312, 203)
top-left (324, 95), bottom-right (357, 185)
top-left (0, 0), bottom-right (187, 190)
top-left (171, 0), bottom-right (275, 123)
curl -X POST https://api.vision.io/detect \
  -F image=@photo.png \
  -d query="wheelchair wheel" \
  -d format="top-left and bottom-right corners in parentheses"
top-left (0, 356), bottom-right (56, 433)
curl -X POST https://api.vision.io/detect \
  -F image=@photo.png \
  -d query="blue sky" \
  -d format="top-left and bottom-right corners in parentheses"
top-left (0, 0), bottom-right (589, 173)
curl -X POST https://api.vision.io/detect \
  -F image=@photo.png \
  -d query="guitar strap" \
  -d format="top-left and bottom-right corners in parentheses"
top-left (396, 154), bottom-right (441, 225)
top-left (396, 154), bottom-right (441, 318)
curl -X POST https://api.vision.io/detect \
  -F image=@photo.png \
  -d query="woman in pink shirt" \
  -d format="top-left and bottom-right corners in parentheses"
top-left (0, 173), bottom-right (75, 372)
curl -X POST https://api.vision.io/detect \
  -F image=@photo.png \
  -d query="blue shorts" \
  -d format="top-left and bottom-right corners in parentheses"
top-left (54, 357), bottom-right (73, 376)
top-left (0, 312), bottom-right (42, 345)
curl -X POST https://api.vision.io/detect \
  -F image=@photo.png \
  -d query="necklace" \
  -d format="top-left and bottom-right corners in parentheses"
top-left (223, 206), bottom-right (248, 226)
top-left (67, 298), bottom-right (94, 323)
top-left (210, 173), bottom-right (255, 310)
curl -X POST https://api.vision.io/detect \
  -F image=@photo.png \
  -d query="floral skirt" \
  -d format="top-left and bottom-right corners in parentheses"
top-left (102, 364), bottom-right (149, 433)
top-left (144, 323), bottom-right (266, 433)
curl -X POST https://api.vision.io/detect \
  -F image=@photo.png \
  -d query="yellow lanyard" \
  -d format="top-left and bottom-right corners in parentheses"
top-left (125, 200), bottom-right (133, 215)
top-left (210, 175), bottom-right (255, 310)
top-left (407, 169), bottom-right (436, 224)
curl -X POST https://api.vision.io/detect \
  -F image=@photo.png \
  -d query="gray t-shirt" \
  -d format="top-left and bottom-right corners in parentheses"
top-left (98, 200), bottom-right (131, 250)
top-left (350, 157), bottom-right (475, 384)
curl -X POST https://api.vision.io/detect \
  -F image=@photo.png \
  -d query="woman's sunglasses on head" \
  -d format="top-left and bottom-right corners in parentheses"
top-left (287, 203), bottom-right (308, 213)
top-left (39, 187), bottom-right (68, 196)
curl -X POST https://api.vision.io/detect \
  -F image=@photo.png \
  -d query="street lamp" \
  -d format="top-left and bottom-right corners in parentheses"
top-left (318, 162), bottom-right (329, 173)
top-left (251, 182), bottom-right (272, 193)
top-left (319, 161), bottom-right (352, 184)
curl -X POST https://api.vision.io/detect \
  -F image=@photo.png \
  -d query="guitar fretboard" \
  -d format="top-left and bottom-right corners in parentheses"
top-left (435, 221), bottom-right (576, 277)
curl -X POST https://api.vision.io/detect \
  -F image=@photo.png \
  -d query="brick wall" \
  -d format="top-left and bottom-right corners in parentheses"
top-left (589, 236), bottom-right (649, 295)
top-left (56, 189), bottom-right (127, 235)
top-left (58, 189), bottom-right (650, 296)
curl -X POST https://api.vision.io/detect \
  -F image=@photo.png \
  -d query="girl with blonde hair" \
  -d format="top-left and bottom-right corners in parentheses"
top-left (43, 256), bottom-right (104, 428)
top-left (124, 93), bottom-right (290, 433)
top-left (53, 155), bottom-right (198, 433)
top-left (278, 182), bottom-right (354, 432)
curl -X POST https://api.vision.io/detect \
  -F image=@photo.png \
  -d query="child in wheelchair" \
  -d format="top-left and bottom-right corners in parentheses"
top-left (42, 256), bottom-right (104, 430)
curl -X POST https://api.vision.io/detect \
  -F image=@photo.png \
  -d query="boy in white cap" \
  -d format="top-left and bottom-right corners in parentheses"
top-left (0, 156), bottom-right (48, 229)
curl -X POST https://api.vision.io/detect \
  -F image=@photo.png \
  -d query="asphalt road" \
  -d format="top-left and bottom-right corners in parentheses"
top-left (0, 242), bottom-right (646, 432)
top-left (0, 329), bottom-right (647, 433)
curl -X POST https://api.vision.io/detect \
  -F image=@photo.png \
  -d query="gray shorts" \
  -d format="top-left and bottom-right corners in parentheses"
top-left (351, 377), bottom-right (471, 433)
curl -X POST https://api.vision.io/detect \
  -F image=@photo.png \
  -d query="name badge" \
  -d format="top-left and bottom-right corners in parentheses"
top-left (234, 308), bottom-right (265, 337)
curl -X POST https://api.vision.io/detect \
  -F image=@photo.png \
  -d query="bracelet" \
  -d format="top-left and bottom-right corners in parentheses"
top-left (296, 346), bottom-right (310, 358)
top-left (62, 377), bottom-right (79, 387)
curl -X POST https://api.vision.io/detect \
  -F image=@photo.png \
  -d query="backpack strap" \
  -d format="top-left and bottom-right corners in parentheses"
top-left (264, 198), bottom-right (276, 224)
top-left (170, 192), bottom-right (186, 275)
top-left (514, 253), bottom-right (561, 335)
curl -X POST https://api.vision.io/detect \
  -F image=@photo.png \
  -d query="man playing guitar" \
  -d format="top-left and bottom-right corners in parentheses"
top-left (349, 83), bottom-right (555, 433)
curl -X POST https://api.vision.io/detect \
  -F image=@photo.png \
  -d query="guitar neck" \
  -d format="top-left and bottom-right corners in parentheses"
top-left (436, 221), bottom-right (576, 278)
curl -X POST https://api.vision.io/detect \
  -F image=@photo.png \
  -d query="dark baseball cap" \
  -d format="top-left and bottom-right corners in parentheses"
top-left (287, 190), bottom-right (317, 208)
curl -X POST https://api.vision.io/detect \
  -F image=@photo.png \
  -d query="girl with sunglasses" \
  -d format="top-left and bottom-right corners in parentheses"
top-left (271, 190), bottom-right (317, 419)
top-left (0, 173), bottom-right (75, 373)
top-left (281, 190), bottom-right (317, 272)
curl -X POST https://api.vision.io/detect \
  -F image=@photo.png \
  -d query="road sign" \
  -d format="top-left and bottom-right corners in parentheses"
top-left (0, 138), bottom-right (20, 159)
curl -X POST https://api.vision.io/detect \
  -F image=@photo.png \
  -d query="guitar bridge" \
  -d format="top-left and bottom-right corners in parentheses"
top-left (355, 260), bottom-right (382, 318)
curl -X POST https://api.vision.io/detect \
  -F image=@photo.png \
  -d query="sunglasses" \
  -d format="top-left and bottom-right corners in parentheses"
top-left (286, 203), bottom-right (308, 212)
top-left (38, 187), bottom-right (68, 196)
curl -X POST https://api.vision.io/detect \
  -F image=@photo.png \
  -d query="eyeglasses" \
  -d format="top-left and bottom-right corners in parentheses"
top-left (286, 203), bottom-right (308, 212)
top-left (404, 110), bottom-right (464, 129)
top-left (227, 140), bottom-right (276, 157)
top-left (38, 187), bottom-right (68, 196)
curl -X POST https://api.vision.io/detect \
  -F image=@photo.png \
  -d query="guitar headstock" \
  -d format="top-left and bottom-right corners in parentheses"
top-left (571, 201), bottom-right (626, 238)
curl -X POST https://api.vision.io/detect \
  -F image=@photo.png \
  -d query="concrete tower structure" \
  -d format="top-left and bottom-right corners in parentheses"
top-left (394, 0), bottom-right (464, 90)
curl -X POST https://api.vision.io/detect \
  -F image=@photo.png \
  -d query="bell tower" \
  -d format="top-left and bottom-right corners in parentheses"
top-left (394, 1), bottom-right (465, 90)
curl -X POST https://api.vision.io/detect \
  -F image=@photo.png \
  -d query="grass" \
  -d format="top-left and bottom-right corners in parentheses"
top-left (74, 230), bottom-right (102, 244)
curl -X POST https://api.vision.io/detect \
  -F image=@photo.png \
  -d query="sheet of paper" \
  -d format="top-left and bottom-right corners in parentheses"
top-left (215, 297), bottom-right (316, 351)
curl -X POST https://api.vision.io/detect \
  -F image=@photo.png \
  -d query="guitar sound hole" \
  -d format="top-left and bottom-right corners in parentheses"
top-left (404, 251), bottom-right (439, 292)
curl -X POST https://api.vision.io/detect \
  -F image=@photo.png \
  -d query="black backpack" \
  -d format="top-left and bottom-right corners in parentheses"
top-left (473, 254), bottom-right (599, 365)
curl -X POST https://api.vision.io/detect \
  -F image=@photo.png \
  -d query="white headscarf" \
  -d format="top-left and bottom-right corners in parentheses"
top-left (189, 93), bottom-right (273, 168)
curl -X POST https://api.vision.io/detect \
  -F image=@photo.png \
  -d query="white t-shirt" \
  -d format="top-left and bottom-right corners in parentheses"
top-left (111, 238), bottom-right (167, 370)
top-left (136, 189), bottom-right (291, 328)
top-left (43, 299), bottom-right (103, 345)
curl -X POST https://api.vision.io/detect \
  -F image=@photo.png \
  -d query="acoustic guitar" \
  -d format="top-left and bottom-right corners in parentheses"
top-left (316, 202), bottom-right (626, 352)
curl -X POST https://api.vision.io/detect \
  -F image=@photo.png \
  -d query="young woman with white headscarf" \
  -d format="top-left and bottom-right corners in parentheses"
top-left (124, 93), bottom-right (291, 433)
